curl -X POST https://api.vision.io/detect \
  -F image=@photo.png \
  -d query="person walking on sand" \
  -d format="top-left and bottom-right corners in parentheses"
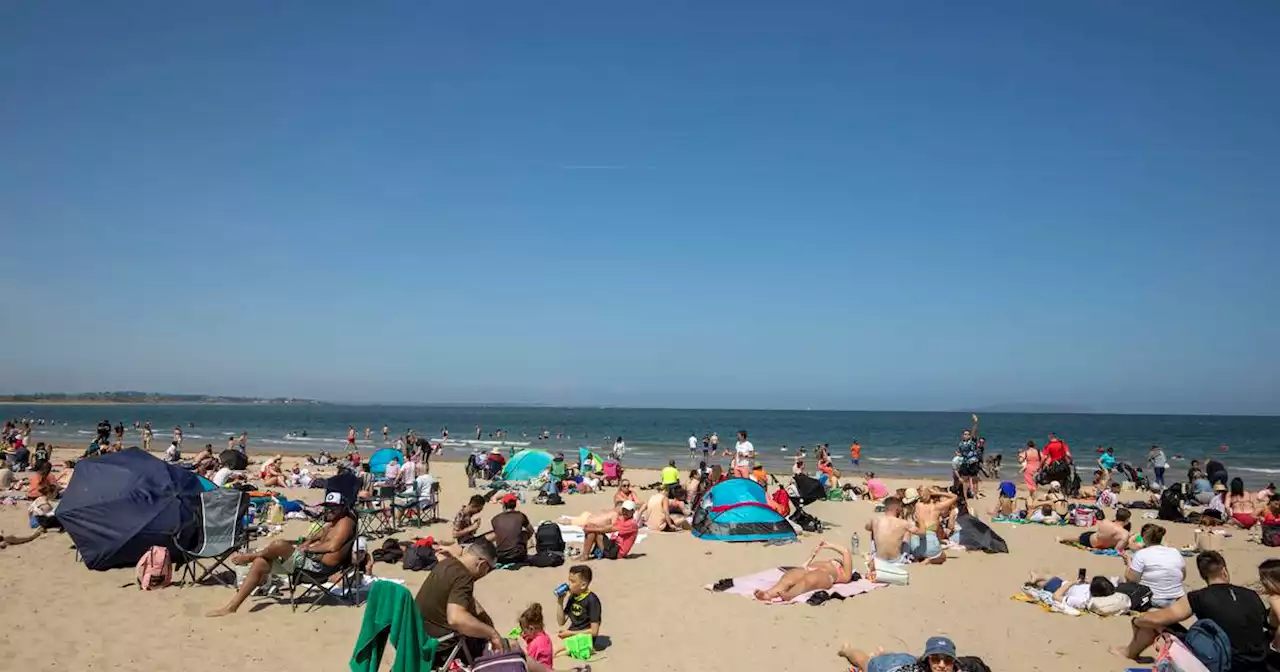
top-left (173, 425), bottom-right (183, 448)
top-left (141, 422), bottom-right (153, 451)
top-left (954, 414), bottom-right (981, 497)
top-left (1020, 440), bottom-right (1041, 496)
top-left (710, 432), bottom-right (720, 456)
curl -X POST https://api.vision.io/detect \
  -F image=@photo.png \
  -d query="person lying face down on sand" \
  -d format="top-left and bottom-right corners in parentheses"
top-left (207, 493), bottom-right (356, 617)
top-left (753, 540), bottom-right (854, 602)
top-left (866, 497), bottom-right (923, 564)
top-left (907, 486), bottom-right (957, 564)
top-left (1059, 507), bottom-right (1133, 551)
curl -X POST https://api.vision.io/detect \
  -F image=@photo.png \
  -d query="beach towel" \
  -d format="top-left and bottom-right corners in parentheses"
top-left (556, 524), bottom-right (648, 548)
top-left (1060, 540), bottom-right (1197, 557)
top-left (992, 515), bottom-right (1067, 526)
top-left (702, 568), bottom-right (883, 605)
top-left (350, 581), bottom-right (436, 672)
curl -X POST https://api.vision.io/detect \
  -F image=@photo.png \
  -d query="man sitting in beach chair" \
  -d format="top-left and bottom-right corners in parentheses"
top-left (752, 540), bottom-right (854, 602)
top-left (206, 491), bottom-right (356, 617)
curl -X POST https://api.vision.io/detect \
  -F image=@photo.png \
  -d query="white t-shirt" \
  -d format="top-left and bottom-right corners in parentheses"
top-left (415, 474), bottom-right (436, 502)
top-left (212, 467), bottom-right (233, 487)
top-left (734, 441), bottom-right (755, 468)
top-left (399, 459), bottom-right (418, 486)
top-left (688, 436), bottom-right (698, 449)
top-left (1063, 583), bottom-right (1092, 610)
top-left (1129, 545), bottom-right (1187, 601)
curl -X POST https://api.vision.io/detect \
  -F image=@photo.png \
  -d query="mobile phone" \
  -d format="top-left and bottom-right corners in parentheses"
top-left (1078, 568), bottom-right (1087, 582)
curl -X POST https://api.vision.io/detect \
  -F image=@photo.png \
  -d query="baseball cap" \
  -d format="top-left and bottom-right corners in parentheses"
top-left (324, 491), bottom-right (345, 506)
top-left (921, 636), bottom-right (956, 661)
top-left (902, 488), bottom-right (920, 505)
top-left (501, 493), bottom-right (518, 505)
top-left (620, 500), bottom-right (636, 511)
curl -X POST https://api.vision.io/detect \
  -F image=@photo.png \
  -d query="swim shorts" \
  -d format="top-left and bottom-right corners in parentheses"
top-left (908, 532), bottom-right (941, 559)
top-left (1079, 531), bottom-right (1096, 548)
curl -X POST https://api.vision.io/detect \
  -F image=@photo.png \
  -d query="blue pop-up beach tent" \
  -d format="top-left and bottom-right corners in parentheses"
top-left (502, 449), bottom-right (554, 481)
top-left (58, 448), bottom-right (207, 570)
top-left (368, 448), bottom-right (404, 476)
top-left (691, 478), bottom-right (796, 543)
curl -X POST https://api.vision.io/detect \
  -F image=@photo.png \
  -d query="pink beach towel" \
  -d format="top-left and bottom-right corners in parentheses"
top-left (703, 568), bottom-right (883, 605)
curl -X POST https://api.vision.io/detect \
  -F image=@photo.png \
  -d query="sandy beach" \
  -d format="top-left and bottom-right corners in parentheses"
top-left (2, 447), bottom-right (1276, 671)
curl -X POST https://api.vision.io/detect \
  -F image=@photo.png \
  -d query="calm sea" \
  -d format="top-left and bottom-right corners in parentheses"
top-left (11, 404), bottom-right (1280, 485)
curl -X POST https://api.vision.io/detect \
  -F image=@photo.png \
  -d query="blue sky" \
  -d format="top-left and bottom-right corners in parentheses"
top-left (2, 2), bottom-right (1277, 414)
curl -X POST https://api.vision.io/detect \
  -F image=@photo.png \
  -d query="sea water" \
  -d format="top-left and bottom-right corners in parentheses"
top-left (13, 404), bottom-right (1280, 485)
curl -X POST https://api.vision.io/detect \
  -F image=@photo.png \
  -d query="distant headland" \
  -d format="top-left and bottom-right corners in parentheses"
top-left (0, 392), bottom-right (324, 405)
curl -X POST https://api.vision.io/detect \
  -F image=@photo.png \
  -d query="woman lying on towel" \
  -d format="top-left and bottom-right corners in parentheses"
top-left (754, 540), bottom-right (854, 602)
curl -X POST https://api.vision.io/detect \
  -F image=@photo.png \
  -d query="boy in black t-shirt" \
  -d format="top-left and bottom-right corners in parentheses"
top-left (557, 564), bottom-right (602, 645)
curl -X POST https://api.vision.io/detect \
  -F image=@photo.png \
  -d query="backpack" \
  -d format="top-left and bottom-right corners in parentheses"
top-left (1114, 581), bottom-right (1154, 613)
top-left (1155, 633), bottom-right (1213, 672)
top-left (135, 545), bottom-right (172, 590)
top-left (790, 508), bottom-right (823, 533)
top-left (1181, 619), bottom-right (1232, 672)
top-left (471, 651), bottom-right (528, 672)
top-left (535, 521), bottom-right (565, 554)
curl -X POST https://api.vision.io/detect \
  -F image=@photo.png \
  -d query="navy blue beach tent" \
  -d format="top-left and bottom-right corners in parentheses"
top-left (58, 448), bottom-right (207, 570)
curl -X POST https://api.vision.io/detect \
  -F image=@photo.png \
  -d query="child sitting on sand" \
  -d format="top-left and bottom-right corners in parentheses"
top-left (557, 565), bottom-right (602, 646)
top-left (519, 603), bottom-right (556, 669)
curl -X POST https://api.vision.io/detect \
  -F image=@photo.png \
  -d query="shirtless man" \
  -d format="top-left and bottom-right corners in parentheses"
top-left (207, 493), bottom-right (355, 616)
top-left (640, 489), bottom-right (690, 531)
top-left (753, 540), bottom-right (854, 602)
top-left (909, 486), bottom-right (958, 564)
top-left (1060, 507), bottom-right (1133, 551)
top-left (867, 497), bottom-right (921, 564)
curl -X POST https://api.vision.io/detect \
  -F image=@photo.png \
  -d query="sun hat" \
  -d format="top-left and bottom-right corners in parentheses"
top-left (490, 447), bottom-right (501, 454)
top-left (902, 488), bottom-right (920, 505)
top-left (921, 636), bottom-right (957, 661)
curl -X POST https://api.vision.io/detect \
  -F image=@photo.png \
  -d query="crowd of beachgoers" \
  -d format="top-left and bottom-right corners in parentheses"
top-left (4, 412), bottom-right (1280, 671)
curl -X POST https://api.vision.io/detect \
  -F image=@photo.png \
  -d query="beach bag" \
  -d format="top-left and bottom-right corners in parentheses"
top-left (1071, 507), bottom-right (1098, 527)
top-left (401, 543), bottom-right (437, 572)
top-left (535, 521), bottom-right (565, 554)
top-left (1180, 620), bottom-right (1231, 672)
top-left (135, 545), bottom-right (172, 590)
top-left (790, 508), bottom-right (823, 533)
top-left (1261, 523), bottom-right (1280, 547)
top-left (1155, 633), bottom-right (1212, 672)
top-left (1114, 582), bottom-right (1153, 613)
top-left (471, 651), bottom-right (528, 672)
top-left (872, 562), bottom-right (909, 586)
top-left (526, 550), bottom-right (564, 568)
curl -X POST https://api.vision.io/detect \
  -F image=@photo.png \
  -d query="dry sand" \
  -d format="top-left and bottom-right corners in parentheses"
top-left (1, 449), bottom-right (1275, 671)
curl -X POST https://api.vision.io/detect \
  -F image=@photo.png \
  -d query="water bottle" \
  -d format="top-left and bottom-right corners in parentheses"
top-left (852, 532), bottom-right (860, 556)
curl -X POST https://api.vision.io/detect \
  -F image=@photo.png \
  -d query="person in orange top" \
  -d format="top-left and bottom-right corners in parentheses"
top-left (850, 441), bottom-right (862, 468)
top-left (750, 463), bottom-right (769, 487)
top-left (27, 462), bottom-right (59, 500)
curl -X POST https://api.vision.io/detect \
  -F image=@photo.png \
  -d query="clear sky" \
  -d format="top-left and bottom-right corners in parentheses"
top-left (2, 2), bottom-right (1277, 414)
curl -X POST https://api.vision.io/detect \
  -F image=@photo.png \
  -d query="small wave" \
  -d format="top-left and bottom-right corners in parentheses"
top-left (868, 457), bottom-right (900, 463)
top-left (1236, 467), bottom-right (1280, 475)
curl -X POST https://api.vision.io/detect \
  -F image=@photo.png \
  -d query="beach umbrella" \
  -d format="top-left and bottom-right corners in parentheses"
top-left (58, 448), bottom-right (206, 570)
top-left (578, 447), bottom-right (604, 473)
top-left (502, 449), bottom-right (555, 481)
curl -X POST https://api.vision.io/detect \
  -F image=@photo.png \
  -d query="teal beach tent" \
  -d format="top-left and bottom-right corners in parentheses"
top-left (502, 449), bottom-right (555, 481)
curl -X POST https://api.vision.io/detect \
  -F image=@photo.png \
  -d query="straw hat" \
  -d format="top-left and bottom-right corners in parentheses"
top-left (902, 488), bottom-right (920, 505)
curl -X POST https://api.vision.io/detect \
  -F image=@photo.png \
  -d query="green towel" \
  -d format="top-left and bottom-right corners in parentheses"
top-left (350, 581), bottom-right (438, 672)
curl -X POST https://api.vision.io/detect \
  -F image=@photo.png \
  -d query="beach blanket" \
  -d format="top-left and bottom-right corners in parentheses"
top-left (703, 568), bottom-right (883, 605)
top-left (992, 515), bottom-right (1068, 526)
top-left (1060, 540), bottom-right (1196, 557)
top-left (556, 524), bottom-right (648, 547)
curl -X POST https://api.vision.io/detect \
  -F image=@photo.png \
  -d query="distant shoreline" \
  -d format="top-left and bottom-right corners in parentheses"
top-left (0, 400), bottom-right (308, 406)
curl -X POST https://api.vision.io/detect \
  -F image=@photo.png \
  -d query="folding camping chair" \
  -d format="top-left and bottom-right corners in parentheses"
top-left (393, 480), bottom-right (440, 528)
top-left (175, 488), bottom-right (250, 587)
top-left (357, 485), bottom-right (397, 537)
top-left (288, 534), bottom-right (365, 612)
top-left (602, 461), bottom-right (623, 487)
